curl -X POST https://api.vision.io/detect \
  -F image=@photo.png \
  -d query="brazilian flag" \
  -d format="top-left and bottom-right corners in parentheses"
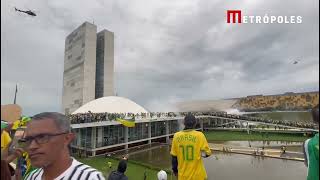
top-left (20, 116), bottom-right (31, 125)
top-left (17, 152), bottom-right (35, 179)
top-left (116, 118), bottom-right (135, 127)
top-left (12, 116), bottom-right (31, 130)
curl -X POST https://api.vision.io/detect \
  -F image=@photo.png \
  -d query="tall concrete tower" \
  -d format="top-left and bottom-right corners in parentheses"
top-left (62, 22), bottom-right (114, 114)
top-left (95, 30), bottom-right (114, 98)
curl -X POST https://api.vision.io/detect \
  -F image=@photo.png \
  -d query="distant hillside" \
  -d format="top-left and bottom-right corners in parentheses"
top-left (174, 91), bottom-right (319, 112)
top-left (232, 91), bottom-right (319, 112)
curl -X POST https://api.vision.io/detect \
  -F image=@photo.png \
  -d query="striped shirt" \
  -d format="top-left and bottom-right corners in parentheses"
top-left (24, 158), bottom-right (105, 180)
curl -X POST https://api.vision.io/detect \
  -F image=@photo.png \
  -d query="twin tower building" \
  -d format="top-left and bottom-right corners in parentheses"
top-left (62, 22), bottom-right (114, 114)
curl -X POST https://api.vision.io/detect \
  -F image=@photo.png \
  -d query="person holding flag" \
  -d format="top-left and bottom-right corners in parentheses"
top-left (9, 116), bottom-right (34, 179)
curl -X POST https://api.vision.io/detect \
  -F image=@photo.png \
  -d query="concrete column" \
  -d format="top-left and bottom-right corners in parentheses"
top-left (97, 127), bottom-right (103, 148)
top-left (91, 127), bottom-right (96, 149)
top-left (148, 122), bottom-right (152, 144)
top-left (200, 119), bottom-right (204, 131)
top-left (124, 127), bottom-right (128, 149)
top-left (90, 127), bottom-right (96, 157)
top-left (77, 129), bottom-right (81, 146)
top-left (165, 121), bottom-right (170, 143)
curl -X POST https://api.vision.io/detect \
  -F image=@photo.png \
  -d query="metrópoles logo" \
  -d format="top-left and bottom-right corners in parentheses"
top-left (226, 10), bottom-right (302, 24)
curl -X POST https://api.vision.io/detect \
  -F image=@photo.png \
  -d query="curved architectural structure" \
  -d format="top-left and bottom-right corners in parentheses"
top-left (72, 96), bottom-right (148, 114)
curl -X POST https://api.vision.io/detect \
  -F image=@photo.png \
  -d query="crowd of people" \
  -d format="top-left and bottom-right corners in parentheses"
top-left (67, 111), bottom-right (178, 124)
top-left (68, 111), bottom-right (317, 129)
top-left (1, 104), bottom-right (318, 180)
top-left (1, 113), bottom-right (171, 180)
top-left (216, 112), bottom-right (316, 129)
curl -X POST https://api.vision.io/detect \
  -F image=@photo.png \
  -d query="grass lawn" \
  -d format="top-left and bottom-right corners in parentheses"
top-left (77, 156), bottom-right (176, 180)
top-left (204, 130), bottom-right (309, 141)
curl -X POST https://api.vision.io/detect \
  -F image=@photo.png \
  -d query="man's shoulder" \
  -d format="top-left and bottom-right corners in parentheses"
top-left (312, 133), bottom-right (319, 140)
top-left (189, 130), bottom-right (205, 137)
top-left (1, 130), bottom-right (11, 141)
top-left (72, 158), bottom-right (103, 172)
top-left (306, 134), bottom-right (319, 144)
top-left (70, 158), bottom-right (105, 179)
top-left (309, 134), bottom-right (319, 148)
top-left (24, 168), bottom-right (42, 180)
top-left (173, 131), bottom-right (185, 139)
top-left (174, 130), bottom-right (204, 136)
top-left (2, 130), bottom-right (10, 136)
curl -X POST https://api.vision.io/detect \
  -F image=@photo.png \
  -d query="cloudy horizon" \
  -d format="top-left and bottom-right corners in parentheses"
top-left (1, 0), bottom-right (319, 116)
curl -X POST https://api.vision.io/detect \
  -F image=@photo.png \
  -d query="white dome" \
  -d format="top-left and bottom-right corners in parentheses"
top-left (72, 96), bottom-right (148, 114)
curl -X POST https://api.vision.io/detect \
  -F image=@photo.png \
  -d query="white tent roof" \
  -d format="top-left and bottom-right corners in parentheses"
top-left (72, 96), bottom-right (148, 114)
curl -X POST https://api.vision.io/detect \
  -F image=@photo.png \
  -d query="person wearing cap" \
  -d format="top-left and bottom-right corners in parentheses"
top-left (157, 170), bottom-right (167, 180)
top-left (108, 160), bottom-right (128, 180)
top-left (170, 113), bottom-right (212, 180)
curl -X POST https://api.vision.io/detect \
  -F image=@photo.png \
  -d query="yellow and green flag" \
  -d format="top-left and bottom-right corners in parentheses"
top-left (12, 120), bottom-right (20, 130)
top-left (12, 116), bottom-right (31, 130)
top-left (116, 118), bottom-right (135, 127)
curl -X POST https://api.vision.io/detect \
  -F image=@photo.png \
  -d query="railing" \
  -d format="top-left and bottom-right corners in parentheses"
top-left (69, 112), bottom-right (318, 132)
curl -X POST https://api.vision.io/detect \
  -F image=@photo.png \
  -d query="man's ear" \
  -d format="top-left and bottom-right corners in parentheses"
top-left (65, 132), bottom-right (75, 145)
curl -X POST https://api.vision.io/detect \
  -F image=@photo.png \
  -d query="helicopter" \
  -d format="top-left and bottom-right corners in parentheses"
top-left (14, 7), bottom-right (37, 16)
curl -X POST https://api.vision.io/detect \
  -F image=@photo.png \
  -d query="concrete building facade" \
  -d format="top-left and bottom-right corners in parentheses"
top-left (62, 22), bottom-right (114, 114)
top-left (70, 118), bottom-right (180, 156)
top-left (95, 30), bottom-right (114, 98)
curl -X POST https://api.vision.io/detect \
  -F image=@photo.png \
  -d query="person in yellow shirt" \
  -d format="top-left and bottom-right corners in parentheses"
top-left (1, 130), bottom-right (11, 150)
top-left (7, 117), bottom-right (34, 179)
top-left (1, 120), bottom-right (12, 154)
top-left (2, 120), bottom-right (24, 179)
top-left (170, 114), bottom-right (212, 180)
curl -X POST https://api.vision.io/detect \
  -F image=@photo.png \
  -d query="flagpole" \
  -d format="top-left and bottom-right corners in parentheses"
top-left (13, 84), bottom-right (18, 104)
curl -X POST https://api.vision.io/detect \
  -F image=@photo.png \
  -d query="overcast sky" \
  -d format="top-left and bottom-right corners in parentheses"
top-left (1, 0), bottom-right (319, 115)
